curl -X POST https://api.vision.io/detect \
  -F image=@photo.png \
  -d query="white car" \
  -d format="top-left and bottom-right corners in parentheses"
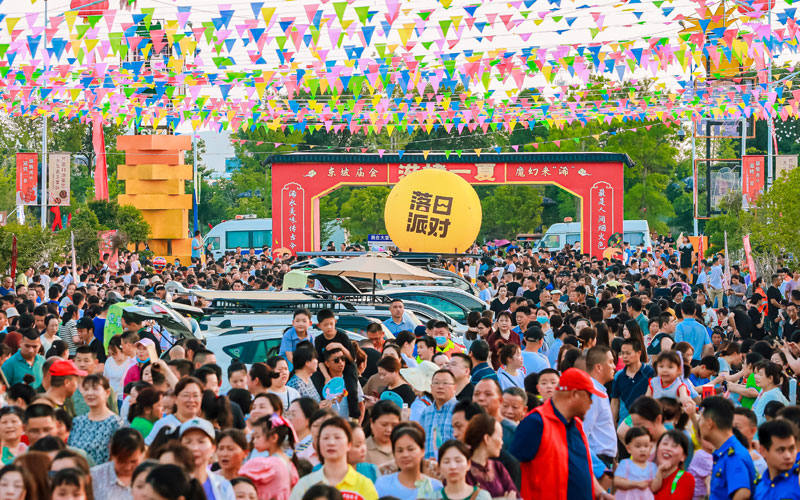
top-left (205, 325), bottom-right (365, 393)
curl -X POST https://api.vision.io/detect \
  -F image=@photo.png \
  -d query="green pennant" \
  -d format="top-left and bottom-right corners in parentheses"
top-left (140, 7), bottom-right (155, 30)
top-left (108, 33), bottom-right (122, 55)
top-left (354, 6), bottom-right (370, 24)
top-left (333, 2), bottom-right (348, 22)
top-left (439, 19), bottom-right (452, 37)
top-left (87, 15), bottom-right (102, 28)
top-left (75, 24), bottom-right (90, 39)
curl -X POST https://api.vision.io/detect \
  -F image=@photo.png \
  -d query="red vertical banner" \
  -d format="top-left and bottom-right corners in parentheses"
top-left (92, 116), bottom-right (109, 201)
top-left (98, 230), bottom-right (119, 272)
top-left (10, 235), bottom-right (17, 281)
top-left (743, 234), bottom-right (757, 282)
top-left (280, 183), bottom-right (305, 255)
top-left (15, 153), bottom-right (38, 205)
top-left (741, 155), bottom-right (765, 206)
top-left (589, 181), bottom-right (615, 258)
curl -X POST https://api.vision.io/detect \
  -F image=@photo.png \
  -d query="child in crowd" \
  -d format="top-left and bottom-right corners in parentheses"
top-left (685, 438), bottom-right (714, 500)
top-left (613, 427), bottom-right (658, 500)
top-left (646, 351), bottom-right (692, 405)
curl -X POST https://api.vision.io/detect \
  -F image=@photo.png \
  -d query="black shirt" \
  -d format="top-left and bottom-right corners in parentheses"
top-left (382, 383), bottom-right (416, 406)
top-left (456, 382), bottom-right (474, 402)
top-left (88, 338), bottom-right (107, 364)
top-left (732, 309), bottom-right (753, 338)
top-left (767, 286), bottom-right (782, 319)
top-left (491, 297), bottom-right (511, 314)
top-left (679, 244), bottom-right (693, 269)
top-left (523, 288), bottom-right (540, 304)
top-left (315, 331), bottom-right (355, 361)
top-left (506, 282), bottom-right (522, 296)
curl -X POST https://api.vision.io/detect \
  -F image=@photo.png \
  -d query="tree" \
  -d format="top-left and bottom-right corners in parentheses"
top-left (0, 223), bottom-right (64, 273)
top-left (750, 167), bottom-right (800, 256)
top-left (480, 186), bottom-right (543, 240)
top-left (704, 191), bottom-right (750, 255)
top-left (70, 207), bottom-right (102, 266)
top-left (623, 172), bottom-right (676, 233)
top-left (339, 187), bottom-right (391, 243)
top-left (116, 204), bottom-right (151, 251)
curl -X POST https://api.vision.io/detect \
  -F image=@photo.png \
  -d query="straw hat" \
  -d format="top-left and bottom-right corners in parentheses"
top-left (400, 361), bottom-right (439, 394)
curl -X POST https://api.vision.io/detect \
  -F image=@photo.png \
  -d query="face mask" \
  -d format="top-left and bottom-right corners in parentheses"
top-left (536, 316), bottom-right (549, 325)
top-left (434, 336), bottom-right (448, 347)
top-left (136, 357), bottom-right (149, 364)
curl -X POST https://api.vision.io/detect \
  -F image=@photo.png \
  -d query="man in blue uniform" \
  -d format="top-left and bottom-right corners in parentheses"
top-left (755, 419), bottom-right (799, 500)
top-left (699, 396), bottom-right (757, 500)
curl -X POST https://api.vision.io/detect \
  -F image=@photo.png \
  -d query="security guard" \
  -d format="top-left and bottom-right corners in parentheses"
top-left (699, 396), bottom-right (757, 500)
top-left (754, 420), bottom-right (800, 500)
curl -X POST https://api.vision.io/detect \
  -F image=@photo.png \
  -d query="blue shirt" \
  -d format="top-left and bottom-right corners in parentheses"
top-left (675, 318), bottom-right (711, 360)
top-left (611, 364), bottom-right (655, 424)
top-left (710, 434), bottom-right (757, 500)
top-left (510, 400), bottom-right (593, 500)
top-left (420, 399), bottom-right (456, 459)
top-left (521, 350), bottom-right (550, 375)
top-left (278, 327), bottom-right (315, 356)
top-left (754, 462), bottom-right (800, 500)
top-left (383, 316), bottom-right (416, 335)
top-left (471, 362), bottom-right (498, 384)
top-left (753, 387), bottom-right (790, 426)
top-left (547, 338), bottom-right (564, 368)
top-left (92, 317), bottom-right (106, 344)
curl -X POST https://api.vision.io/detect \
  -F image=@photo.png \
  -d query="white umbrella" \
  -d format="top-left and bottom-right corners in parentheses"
top-left (312, 252), bottom-right (440, 297)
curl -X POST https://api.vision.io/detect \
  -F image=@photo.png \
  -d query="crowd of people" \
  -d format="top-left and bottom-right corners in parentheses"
top-left (0, 232), bottom-right (797, 500)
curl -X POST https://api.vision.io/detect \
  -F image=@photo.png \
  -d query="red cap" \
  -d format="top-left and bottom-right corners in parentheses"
top-left (556, 368), bottom-right (607, 398)
top-left (49, 359), bottom-right (87, 377)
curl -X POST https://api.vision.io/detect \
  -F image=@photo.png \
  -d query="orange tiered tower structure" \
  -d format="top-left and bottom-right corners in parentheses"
top-left (117, 135), bottom-right (193, 264)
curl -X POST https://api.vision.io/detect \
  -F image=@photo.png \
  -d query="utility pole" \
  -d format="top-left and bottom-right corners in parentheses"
top-left (40, 0), bottom-right (49, 228)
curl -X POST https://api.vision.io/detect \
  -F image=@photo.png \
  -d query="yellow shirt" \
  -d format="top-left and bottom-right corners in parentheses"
top-left (289, 465), bottom-right (378, 500)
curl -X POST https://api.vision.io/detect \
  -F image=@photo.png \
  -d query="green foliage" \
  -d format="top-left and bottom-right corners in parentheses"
top-left (0, 223), bottom-right (65, 273)
top-left (480, 186), bottom-right (543, 240)
top-left (704, 191), bottom-right (750, 255)
top-left (86, 200), bottom-right (151, 250)
top-left (70, 208), bottom-right (102, 266)
top-left (116, 204), bottom-right (151, 249)
top-left (750, 167), bottom-right (800, 256)
top-left (623, 172), bottom-right (675, 233)
top-left (339, 187), bottom-right (391, 243)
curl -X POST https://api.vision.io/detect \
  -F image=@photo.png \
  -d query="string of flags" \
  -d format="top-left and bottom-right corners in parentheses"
top-left (0, 0), bottom-right (798, 134)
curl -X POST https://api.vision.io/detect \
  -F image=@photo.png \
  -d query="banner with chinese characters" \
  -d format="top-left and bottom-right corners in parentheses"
top-left (15, 153), bottom-right (38, 205)
top-left (742, 155), bottom-right (765, 206)
top-left (98, 230), bottom-right (119, 273)
top-left (270, 154), bottom-right (627, 258)
top-left (48, 153), bottom-right (71, 206)
top-left (776, 155), bottom-right (798, 180)
top-left (277, 183), bottom-right (306, 253)
top-left (589, 182), bottom-right (615, 254)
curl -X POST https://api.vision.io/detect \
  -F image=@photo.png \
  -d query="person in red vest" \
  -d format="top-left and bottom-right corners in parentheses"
top-left (509, 368), bottom-right (613, 500)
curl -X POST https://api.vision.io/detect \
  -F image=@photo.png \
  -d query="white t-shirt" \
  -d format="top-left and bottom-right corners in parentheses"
top-left (103, 356), bottom-right (136, 396)
top-left (268, 386), bottom-right (301, 411)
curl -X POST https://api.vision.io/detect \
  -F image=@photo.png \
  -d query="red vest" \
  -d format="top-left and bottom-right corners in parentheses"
top-left (519, 400), bottom-right (595, 500)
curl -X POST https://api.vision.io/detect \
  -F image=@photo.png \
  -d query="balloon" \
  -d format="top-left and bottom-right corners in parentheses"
top-left (384, 169), bottom-right (482, 253)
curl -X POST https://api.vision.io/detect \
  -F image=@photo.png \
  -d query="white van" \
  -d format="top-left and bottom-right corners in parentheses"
top-left (204, 218), bottom-right (272, 260)
top-left (536, 220), bottom-right (652, 253)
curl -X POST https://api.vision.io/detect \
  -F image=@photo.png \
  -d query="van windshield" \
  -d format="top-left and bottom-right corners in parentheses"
top-left (624, 232), bottom-right (645, 246)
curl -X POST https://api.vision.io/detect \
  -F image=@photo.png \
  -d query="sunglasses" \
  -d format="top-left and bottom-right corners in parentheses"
top-left (330, 357), bottom-right (345, 364)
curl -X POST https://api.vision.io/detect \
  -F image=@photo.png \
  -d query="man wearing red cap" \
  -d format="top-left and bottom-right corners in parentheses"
top-left (42, 359), bottom-right (87, 418)
top-left (509, 368), bottom-right (613, 500)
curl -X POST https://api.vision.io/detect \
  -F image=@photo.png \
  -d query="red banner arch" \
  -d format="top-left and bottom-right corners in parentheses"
top-left (269, 153), bottom-right (632, 258)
